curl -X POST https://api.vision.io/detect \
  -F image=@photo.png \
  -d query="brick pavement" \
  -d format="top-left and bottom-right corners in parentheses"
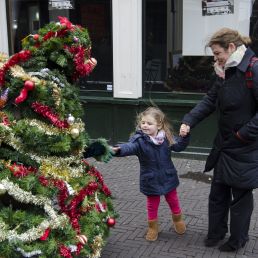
top-left (91, 157), bottom-right (258, 258)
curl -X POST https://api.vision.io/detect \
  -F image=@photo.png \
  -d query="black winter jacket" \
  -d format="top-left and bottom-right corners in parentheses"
top-left (116, 130), bottom-right (190, 195)
top-left (183, 47), bottom-right (258, 189)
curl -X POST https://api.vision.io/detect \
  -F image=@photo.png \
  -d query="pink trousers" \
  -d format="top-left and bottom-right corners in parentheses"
top-left (147, 188), bottom-right (182, 220)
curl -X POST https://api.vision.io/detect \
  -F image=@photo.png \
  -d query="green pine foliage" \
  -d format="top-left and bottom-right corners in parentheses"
top-left (22, 56), bottom-right (48, 72)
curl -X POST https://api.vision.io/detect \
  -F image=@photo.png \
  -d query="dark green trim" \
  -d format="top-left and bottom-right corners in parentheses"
top-left (80, 92), bottom-right (214, 160)
top-left (80, 92), bottom-right (205, 106)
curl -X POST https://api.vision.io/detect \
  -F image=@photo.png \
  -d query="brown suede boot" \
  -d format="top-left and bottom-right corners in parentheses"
top-left (145, 220), bottom-right (159, 241)
top-left (172, 213), bottom-right (186, 234)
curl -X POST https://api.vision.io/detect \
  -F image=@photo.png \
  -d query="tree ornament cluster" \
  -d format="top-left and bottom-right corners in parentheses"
top-left (0, 16), bottom-right (116, 257)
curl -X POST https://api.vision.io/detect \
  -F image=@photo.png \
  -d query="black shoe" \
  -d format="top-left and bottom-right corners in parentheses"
top-left (204, 236), bottom-right (224, 247)
top-left (219, 240), bottom-right (246, 252)
top-left (219, 242), bottom-right (236, 252)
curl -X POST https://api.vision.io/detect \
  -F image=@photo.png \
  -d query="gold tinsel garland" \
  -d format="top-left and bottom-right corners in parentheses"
top-left (0, 123), bottom-right (85, 180)
top-left (89, 235), bottom-right (104, 258)
top-left (0, 53), bottom-right (8, 69)
top-left (24, 118), bottom-right (85, 136)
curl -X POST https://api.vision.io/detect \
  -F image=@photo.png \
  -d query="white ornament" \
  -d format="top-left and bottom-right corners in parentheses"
top-left (68, 245), bottom-right (78, 252)
top-left (67, 114), bottom-right (75, 125)
top-left (95, 192), bottom-right (106, 212)
top-left (65, 181), bottom-right (75, 195)
top-left (0, 183), bottom-right (6, 195)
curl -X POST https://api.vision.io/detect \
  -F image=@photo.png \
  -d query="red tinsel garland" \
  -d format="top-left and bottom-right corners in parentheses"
top-left (82, 160), bottom-right (112, 196)
top-left (88, 167), bottom-right (112, 196)
top-left (75, 243), bottom-right (83, 255)
top-left (66, 181), bottom-right (99, 234)
top-left (31, 102), bottom-right (69, 128)
top-left (59, 245), bottom-right (72, 258)
top-left (43, 28), bottom-right (68, 41)
top-left (0, 50), bottom-right (31, 86)
top-left (41, 16), bottom-right (74, 43)
top-left (64, 45), bottom-right (94, 81)
top-left (8, 163), bottom-right (37, 177)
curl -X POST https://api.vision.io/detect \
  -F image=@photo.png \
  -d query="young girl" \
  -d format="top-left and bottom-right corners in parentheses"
top-left (112, 107), bottom-right (190, 241)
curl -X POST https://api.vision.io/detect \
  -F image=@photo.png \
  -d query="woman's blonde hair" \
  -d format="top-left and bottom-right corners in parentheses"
top-left (136, 107), bottom-right (174, 145)
top-left (206, 27), bottom-right (251, 50)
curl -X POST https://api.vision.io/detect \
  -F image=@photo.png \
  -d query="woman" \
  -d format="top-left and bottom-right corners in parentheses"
top-left (180, 28), bottom-right (258, 252)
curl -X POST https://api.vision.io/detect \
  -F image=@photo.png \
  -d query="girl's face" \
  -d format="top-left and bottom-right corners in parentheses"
top-left (140, 114), bottom-right (161, 137)
top-left (211, 43), bottom-right (236, 67)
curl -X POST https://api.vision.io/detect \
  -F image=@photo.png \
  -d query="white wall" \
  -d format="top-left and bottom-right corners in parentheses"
top-left (112, 0), bottom-right (142, 98)
top-left (183, 0), bottom-right (252, 55)
top-left (0, 1), bottom-right (9, 55)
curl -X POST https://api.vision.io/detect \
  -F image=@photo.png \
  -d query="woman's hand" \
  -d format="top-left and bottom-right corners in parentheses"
top-left (179, 124), bottom-right (190, 137)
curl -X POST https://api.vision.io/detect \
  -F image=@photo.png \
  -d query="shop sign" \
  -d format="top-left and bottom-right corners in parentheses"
top-left (48, 0), bottom-right (74, 10)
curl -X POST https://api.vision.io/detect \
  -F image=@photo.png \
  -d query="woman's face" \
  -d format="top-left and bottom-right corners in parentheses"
top-left (211, 43), bottom-right (235, 67)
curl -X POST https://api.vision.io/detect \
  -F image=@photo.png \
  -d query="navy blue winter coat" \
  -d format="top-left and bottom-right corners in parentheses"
top-left (116, 130), bottom-right (190, 196)
top-left (183, 47), bottom-right (258, 189)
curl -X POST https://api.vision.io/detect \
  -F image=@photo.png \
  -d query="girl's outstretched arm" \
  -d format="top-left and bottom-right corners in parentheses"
top-left (113, 141), bottom-right (140, 157)
top-left (113, 133), bottom-right (142, 157)
top-left (171, 134), bottom-right (190, 152)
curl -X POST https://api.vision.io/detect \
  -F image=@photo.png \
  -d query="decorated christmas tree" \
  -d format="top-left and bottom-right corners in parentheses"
top-left (0, 17), bottom-right (116, 258)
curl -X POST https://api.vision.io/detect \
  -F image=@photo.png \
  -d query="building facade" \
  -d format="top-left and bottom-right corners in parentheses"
top-left (0, 0), bottom-right (257, 157)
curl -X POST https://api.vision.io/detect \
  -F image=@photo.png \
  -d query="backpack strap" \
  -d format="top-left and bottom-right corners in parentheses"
top-left (245, 57), bottom-right (258, 88)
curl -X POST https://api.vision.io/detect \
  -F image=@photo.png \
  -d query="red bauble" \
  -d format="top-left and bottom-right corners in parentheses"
top-left (24, 80), bottom-right (35, 91)
top-left (107, 217), bottom-right (116, 227)
top-left (33, 34), bottom-right (39, 40)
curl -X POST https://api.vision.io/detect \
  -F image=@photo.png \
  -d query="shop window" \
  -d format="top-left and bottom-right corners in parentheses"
top-left (250, 0), bottom-right (258, 56)
top-left (74, 0), bottom-right (113, 92)
top-left (6, 0), bottom-right (46, 54)
top-left (143, 0), bottom-right (218, 94)
top-left (6, 0), bottom-right (112, 92)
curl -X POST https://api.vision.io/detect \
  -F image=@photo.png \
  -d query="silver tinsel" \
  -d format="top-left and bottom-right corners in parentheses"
top-left (16, 247), bottom-right (42, 257)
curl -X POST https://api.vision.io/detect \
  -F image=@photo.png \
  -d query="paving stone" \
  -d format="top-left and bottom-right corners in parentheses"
top-left (90, 156), bottom-right (258, 258)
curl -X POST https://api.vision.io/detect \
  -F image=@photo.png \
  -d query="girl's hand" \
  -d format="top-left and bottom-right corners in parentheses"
top-left (112, 146), bottom-right (121, 153)
top-left (179, 124), bottom-right (190, 137)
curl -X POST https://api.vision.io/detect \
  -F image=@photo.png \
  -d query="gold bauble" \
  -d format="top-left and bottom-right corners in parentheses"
top-left (71, 128), bottom-right (80, 139)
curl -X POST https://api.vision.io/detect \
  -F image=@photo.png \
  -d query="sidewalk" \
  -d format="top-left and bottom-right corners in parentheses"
top-left (93, 157), bottom-right (258, 258)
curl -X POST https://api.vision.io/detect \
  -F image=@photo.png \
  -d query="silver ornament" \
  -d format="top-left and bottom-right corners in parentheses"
top-left (67, 114), bottom-right (75, 125)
